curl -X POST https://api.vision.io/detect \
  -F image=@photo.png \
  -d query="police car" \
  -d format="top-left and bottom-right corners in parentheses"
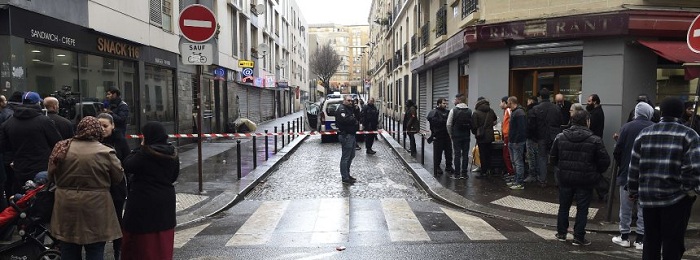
top-left (319, 97), bottom-right (344, 143)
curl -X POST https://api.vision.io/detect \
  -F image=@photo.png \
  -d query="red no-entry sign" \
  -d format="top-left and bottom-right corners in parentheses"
top-left (179, 4), bottom-right (217, 43)
top-left (688, 14), bottom-right (700, 54)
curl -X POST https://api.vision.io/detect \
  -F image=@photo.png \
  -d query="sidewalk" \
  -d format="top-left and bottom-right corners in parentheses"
top-left (174, 111), bottom-right (308, 227)
top-left (380, 116), bottom-right (700, 232)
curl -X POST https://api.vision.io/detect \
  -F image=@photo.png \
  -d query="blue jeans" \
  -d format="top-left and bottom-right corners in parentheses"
top-left (452, 138), bottom-right (470, 174)
top-left (338, 134), bottom-right (356, 181)
top-left (526, 139), bottom-right (538, 177)
top-left (60, 241), bottom-right (106, 260)
top-left (557, 187), bottom-right (593, 240)
top-left (508, 142), bottom-right (526, 184)
top-left (618, 186), bottom-right (644, 235)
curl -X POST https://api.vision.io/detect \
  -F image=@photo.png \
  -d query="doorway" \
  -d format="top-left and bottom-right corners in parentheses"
top-left (510, 67), bottom-right (582, 106)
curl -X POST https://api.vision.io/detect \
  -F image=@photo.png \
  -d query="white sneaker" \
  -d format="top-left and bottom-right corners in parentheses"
top-left (634, 241), bottom-right (643, 250)
top-left (506, 181), bottom-right (516, 186)
top-left (612, 236), bottom-right (630, 247)
top-left (472, 167), bottom-right (481, 172)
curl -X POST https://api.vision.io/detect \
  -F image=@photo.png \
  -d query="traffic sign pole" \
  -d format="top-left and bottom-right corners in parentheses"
top-left (688, 14), bottom-right (700, 129)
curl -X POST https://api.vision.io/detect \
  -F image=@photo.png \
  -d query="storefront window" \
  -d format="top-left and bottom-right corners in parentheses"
top-left (143, 65), bottom-right (175, 130)
top-left (656, 68), bottom-right (699, 104)
top-left (25, 44), bottom-right (78, 102)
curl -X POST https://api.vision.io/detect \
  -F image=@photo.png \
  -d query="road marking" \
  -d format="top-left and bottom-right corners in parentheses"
top-left (441, 207), bottom-right (506, 240)
top-left (381, 198), bottom-right (430, 242)
top-left (184, 19), bottom-right (213, 28)
top-left (176, 193), bottom-right (208, 212)
top-left (226, 200), bottom-right (290, 246)
top-left (491, 195), bottom-right (598, 219)
top-left (174, 223), bottom-right (210, 248)
top-left (311, 198), bottom-right (349, 244)
top-left (524, 226), bottom-right (557, 240)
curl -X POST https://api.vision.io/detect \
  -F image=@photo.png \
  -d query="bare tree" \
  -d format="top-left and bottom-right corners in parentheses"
top-left (310, 42), bottom-right (342, 95)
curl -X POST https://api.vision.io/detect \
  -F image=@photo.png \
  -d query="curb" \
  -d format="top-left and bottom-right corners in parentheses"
top-left (176, 134), bottom-right (309, 228)
top-left (379, 131), bottom-right (631, 233)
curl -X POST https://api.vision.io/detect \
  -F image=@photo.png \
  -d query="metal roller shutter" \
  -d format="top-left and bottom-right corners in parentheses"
top-left (236, 85), bottom-right (249, 119)
top-left (248, 87), bottom-right (262, 123)
top-left (418, 72), bottom-right (429, 133)
top-left (432, 64), bottom-right (450, 107)
top-left (261, 89), bottom-right (275, 121)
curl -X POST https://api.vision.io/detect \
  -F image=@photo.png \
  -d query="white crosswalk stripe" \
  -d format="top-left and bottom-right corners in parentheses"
top-left (226, 200), bottom-right (290, 246)
top-left (381, 198), bottom-right (430, 242)
top-left (441, 207), bottom-right (506, 241)
top-left (176, 198), bottom-right (561, 249)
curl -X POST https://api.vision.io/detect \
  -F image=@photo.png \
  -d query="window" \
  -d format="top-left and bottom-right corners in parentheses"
top-left (231, 7), bottom-right (239, 56)
top-left (150, 0), bottom-right (173, 31)
top-left (462, 0), bottom-right (478, 19)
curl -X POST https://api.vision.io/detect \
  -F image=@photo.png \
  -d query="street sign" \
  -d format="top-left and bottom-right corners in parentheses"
top-left (241, 68), bottom-right (253, 77)
top-left (239, 60), bottom-right (255, 68)
top-left (213, 67), bottom-right (225, 77)
top-left (179, 4), bottom-right (217, 43)
top-left (688, 14), bottom-right (700, 53)
top-left (180, 43), bottom-right (213, 65)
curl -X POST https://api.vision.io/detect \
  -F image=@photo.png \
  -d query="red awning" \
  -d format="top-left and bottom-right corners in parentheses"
top-left (638, 40), bottom-right (700, 80)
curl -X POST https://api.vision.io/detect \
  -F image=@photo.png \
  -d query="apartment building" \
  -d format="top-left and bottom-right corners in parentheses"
top-left (0, 0), bottom-right (308, 137)
top-left (368, 0), bottom-right (700, 141)
top-left (309, 24), bottom-right (369, 96)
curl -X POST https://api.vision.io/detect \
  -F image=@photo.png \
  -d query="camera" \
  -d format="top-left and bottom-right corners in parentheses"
top-left (50, 85), bottom-right (80, 119)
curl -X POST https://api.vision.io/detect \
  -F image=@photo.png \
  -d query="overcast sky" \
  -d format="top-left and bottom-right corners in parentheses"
top-left (296, 0), bottom-right (372, 25)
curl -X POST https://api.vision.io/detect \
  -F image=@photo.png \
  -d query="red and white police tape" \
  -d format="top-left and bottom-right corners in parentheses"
top-left (125, 130), bottom-right (397, 139)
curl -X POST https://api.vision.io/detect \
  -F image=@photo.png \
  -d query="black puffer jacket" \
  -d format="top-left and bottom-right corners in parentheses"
top-left (471, 99), bottom-right (497, 143)
top-left (550, 125), bottom-right (610, 188)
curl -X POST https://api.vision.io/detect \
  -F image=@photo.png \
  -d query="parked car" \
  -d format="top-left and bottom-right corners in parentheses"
top-left (319, 98), bottom-right (344, 143)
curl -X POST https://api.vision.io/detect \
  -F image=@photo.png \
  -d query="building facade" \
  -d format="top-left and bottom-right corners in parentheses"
top-left (0, 0), bottom-right (308, 139)
top-left (308, 24), bottom-right (369, 96)
top-left (368, 0), bottom-right (700, 147)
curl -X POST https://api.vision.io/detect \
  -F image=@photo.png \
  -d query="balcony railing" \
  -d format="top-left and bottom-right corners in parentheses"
top-left (436, 5), bottom-right (447, 38)
top-left (421, 22), bottom-right (430, 49)
top-left (411, 34), bottom-right (417, 54)
top-left (462, 0), bottom-right (478, 19)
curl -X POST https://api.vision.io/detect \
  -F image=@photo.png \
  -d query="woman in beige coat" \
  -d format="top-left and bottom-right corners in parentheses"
top-left (48, 116), bottom-right (124, 260)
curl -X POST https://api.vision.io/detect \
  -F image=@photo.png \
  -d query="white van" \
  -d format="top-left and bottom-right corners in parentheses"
top-left (319, 97), bottom-right (344, 143)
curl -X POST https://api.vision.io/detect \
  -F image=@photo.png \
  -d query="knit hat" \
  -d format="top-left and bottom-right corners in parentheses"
top-left (634, 102), bottom-right (654, 120)
top-left (660, 97), bottom-right (684, 119)
top-left (501, 96), bottom-right (508, 103)
top-left (22, 91), bottom-right (41, 104)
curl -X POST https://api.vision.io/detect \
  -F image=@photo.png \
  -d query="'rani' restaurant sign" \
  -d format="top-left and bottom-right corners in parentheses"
top-left (475, 13), bottom-right (628, 42)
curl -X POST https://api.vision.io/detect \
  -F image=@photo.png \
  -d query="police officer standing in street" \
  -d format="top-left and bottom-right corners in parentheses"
top-left (336, 95), bottom-right (359, 184)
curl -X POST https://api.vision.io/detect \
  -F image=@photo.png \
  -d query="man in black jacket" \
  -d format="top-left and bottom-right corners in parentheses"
top-left (105, 86), bottom-right (129, 137)
top-left (555, 94), bottom-right (572, 126)
top-left (525, 88), bottom-right (562, 186)
top-left (361, 98), bottom-right (379, 154)
top-left (427, 98), bottom-right (453, 175)
top-left (335, 96), bottom-right (359, 184)
top-left (586, 94), bottom-right (605, 138)
top-left (551, 110), bottom-right (610, 246)
top-left (471, 97), bottom-right (497, 178)
top-left (0, 92), bottom-right (62, 190)
top-left (507, 97), bottom-right (527, 189)
top-left (44, 97), bottom-right (74, 139)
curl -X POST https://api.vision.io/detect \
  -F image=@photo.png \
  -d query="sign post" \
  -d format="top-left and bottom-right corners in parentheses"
top-left (180, 4), bottom-right (217, 194)
top-left (687, 14), bottom-right (700, 131)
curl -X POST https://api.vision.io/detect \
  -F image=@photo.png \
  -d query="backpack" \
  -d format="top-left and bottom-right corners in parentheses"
top-left (453, 107), bottom-right (472, 131)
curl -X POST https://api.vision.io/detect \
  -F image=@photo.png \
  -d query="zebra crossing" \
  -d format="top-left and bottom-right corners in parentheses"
top-left (174, 198), bottom-right (560, 249)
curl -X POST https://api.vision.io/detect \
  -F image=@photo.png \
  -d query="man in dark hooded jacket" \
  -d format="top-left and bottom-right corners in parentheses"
top-left (525, 88), bottom-right (562, 186)
top-left (471, 97), bottom-right (497, 177)
top-left (551, 110), bottom-right (610, 246)
top-left (0, 91), bottom-right (62, 190)
top-left (105, 87), bottom-right (129, 137)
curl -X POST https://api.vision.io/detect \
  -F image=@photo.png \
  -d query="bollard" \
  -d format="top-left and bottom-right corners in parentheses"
top-left (287, 121), bottom-right (291, 144)
top-left (397, 120), bottom-right (401, 144)
top-left (392, 116), bottom-right (396, 140)
top-left (281, 123), bottom-right (286, 149)
top-left (421, 134), bottom-right (425, 165)
top-left (236, 139), bottom-right (242, 179)
top-left (274, 126), bottom-right (278, 153)
top-left (403, 131), bottom-right (406, 149)
top-left (264, 130), bottom-right (269, 161)
top-left (253, 136), bottom-right (257, 169)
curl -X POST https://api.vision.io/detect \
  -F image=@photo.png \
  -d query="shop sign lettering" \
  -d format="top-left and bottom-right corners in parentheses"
top-left (154, 58), bottom-right (171, 66)
top-left (477, 14), bottom-right (626, 41)
top-left (97, 37), bottom-right (140, 59)
top-left (30, 29), bottom-right (76, 46)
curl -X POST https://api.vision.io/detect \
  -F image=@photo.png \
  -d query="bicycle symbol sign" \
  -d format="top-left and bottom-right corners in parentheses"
top-left (180, 43), bottom-right (213, 65)
top-left (241, 68), bottom-right (253, 77)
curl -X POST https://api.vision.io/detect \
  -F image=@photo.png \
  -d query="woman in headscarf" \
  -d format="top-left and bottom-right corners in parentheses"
top-left (97, 113), bottom-right (129, 260)
top-left (48, 116), bottom-right (124, 260)
top-left (121, 121), bottom-right (179, 260)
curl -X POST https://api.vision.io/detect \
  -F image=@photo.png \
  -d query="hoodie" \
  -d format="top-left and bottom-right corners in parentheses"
top-left (471, 99), bottom-right (497, 143)
top-left (550, 125), bottom-right (610, 188)
top-left (0, 104), bottom-right (62, 181)
top-left (613, 102), bottom-right (655, 186)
